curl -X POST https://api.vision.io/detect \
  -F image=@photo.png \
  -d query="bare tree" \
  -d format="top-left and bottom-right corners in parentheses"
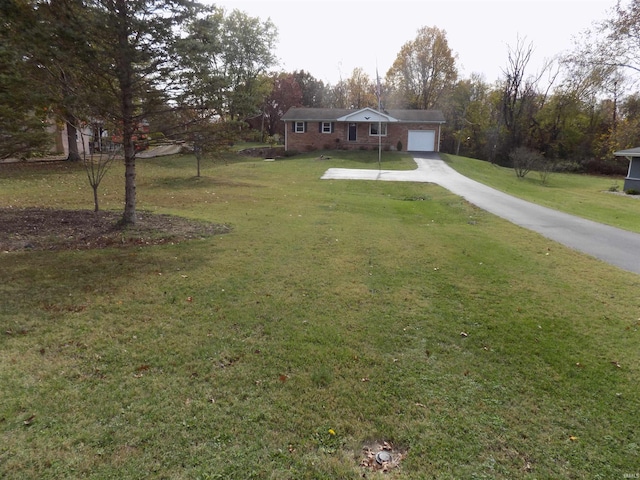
top-left (80, 125), bottom-right (121, 212)
top-left (510, 146), bottom-right (542, 178)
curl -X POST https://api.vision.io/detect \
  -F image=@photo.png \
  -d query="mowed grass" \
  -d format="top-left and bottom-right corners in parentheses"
top-left (1, 151), bottom-right (639, 479)
top-left (443, 153), bottom-right (640, 233)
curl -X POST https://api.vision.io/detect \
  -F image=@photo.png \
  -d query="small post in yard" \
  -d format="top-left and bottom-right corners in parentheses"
top-left (376, 65), bottom-right (382, 171)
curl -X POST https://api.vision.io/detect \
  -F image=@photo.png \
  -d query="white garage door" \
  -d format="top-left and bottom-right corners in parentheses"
top-left (407, 130), bottom-right (435, 151)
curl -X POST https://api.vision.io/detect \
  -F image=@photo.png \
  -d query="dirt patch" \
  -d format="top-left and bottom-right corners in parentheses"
top-left (360, 441), bottom-right (406, 473)
top-left (0, 207), bottom-right (231, 252)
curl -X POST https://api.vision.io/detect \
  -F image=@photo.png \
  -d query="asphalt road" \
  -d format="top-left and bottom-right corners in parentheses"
top-left (321, 153), bottom-right (640, 275)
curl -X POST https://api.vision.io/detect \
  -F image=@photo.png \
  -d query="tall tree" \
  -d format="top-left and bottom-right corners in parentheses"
top-left (292, 70), bottom-right (327, 107)
top-left (171, 6), bottom-right (277, 169)
top-left (498, 37), bottom-right (557, 157)
top-left (1, 0), bottom-right (92, 161)
top-left (263, 72), bottom-right (302, 137)
top-left (84, 0), bottom-right (208, 224)
top-left (220, 9), bottom-right (277, 120)
top-left (386, 26), bottom-right (458, 109)
top-left (607, 0), bottom-right (640, 76)
top-left (327, 80), bottom-right (348, 108)
top-left (176, 7), bottom-right (277, 119)
top-left (345, 67), bottom-right (377, 109)
top-left (444, 74), bottom-right (492, 157)
top-left (0, 17), bottom-right (50, 159)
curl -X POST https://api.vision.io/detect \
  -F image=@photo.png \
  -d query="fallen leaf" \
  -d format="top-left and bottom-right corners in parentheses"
top-left (361, 377), bottom-right (370, 382)
top-left (136, 364), bottom-right (150, 372)
top-left (23, 414), bottom-right (35, 426)
top-left (415, 402), bottom-right (426, 408)
top-left (186, 296), bottom-right (193, 302)
top-left (569, 436), bottom-right (578, 441)
top-left (460, 331), bottom-right (468, 337)
top-left (611, 361), bottom-right (621, 368)
top-left (279, 374), bottom-right (288, 383)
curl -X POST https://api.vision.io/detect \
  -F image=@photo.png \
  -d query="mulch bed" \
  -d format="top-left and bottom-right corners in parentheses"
top-left (0, 207), bottom-right (230, 252)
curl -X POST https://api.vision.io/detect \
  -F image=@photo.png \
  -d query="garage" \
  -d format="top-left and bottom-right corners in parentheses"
top-left (407, 130), bottom-right (436, 152)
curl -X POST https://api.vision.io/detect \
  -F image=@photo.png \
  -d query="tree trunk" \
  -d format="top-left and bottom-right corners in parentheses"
top-left (116, 0), bottom-right (136, 225)
top-left (65, 114), bottom-right (81, 162)
top-left (92, 184), bottom-right (99, 212)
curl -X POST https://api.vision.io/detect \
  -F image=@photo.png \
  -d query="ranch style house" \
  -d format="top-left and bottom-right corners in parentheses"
top-left (281, 107), bottom-right (445, 153)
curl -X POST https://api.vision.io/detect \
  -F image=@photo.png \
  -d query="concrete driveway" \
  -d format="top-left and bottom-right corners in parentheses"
top-left (321, 153), bottom-right (640, 275)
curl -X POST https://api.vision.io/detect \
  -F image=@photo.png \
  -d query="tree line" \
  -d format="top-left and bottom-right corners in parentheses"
top-left (2, 0), bottom-right (640, 224)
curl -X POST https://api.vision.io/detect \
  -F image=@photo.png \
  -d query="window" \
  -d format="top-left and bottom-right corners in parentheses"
top-left (369, 123), bottom-right (387, 136)
top-left (294, 121), bottom-right (305, 133)
top-left (321, 122), bottom-right (333, 133)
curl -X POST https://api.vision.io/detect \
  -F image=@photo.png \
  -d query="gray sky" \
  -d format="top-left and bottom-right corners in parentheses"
top-left (212, 0), bottom-right (617, 85)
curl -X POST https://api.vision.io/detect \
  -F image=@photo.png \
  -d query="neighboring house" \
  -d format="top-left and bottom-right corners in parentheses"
top-left (281, 107), bottom-right (445, 153)
top-left (614, 147), bottom-right (640, 191)
top-left (46, 121), bottom-right (92, 158)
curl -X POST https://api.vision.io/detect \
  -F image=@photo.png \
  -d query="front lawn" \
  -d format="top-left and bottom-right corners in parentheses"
top-left (0, 152), bottom-right (638, 478)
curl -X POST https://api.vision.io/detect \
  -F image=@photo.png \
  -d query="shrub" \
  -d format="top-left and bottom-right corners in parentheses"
top-left (625, 189), bottom-right (640, 195)
top-left (397, 140), bottom-right (403, 152)
top-left (510, 146), bottom-right (543, 178)
top-left (583, 158), bottom-right (628, 176)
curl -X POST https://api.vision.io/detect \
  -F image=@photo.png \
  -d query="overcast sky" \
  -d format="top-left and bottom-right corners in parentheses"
top-left (211, 0), bottom-right (617, 86)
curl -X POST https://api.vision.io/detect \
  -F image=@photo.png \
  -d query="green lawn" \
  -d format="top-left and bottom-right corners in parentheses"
top-left (1, 152), bottom-right (639, 479)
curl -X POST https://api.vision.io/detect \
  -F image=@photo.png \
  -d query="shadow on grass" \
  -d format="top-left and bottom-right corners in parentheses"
top-left (147, 175), bottom-right (264, 190)
top-left (0, 241), bottom-right (215, 316)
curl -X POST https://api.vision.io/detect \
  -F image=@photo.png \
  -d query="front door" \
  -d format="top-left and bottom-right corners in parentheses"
top-left (348, 123), bottom-right (357, 142)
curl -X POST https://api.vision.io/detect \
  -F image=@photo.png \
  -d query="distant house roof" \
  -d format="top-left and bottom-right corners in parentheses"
top-left (614, 147), bottom-right (640, 158)
top-left (281, 107), bottom-right (445, 123)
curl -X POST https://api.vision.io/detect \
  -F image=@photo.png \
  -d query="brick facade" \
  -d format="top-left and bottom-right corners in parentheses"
top-left (284, 121), bottom-right (441, 152)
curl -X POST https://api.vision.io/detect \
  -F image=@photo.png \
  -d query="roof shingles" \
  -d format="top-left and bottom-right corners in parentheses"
top-left (281, 107), bottom-right (445, 123)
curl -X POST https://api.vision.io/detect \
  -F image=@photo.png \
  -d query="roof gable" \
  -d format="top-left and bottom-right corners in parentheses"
top-left (336, 107), bottom-right (398, 123)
